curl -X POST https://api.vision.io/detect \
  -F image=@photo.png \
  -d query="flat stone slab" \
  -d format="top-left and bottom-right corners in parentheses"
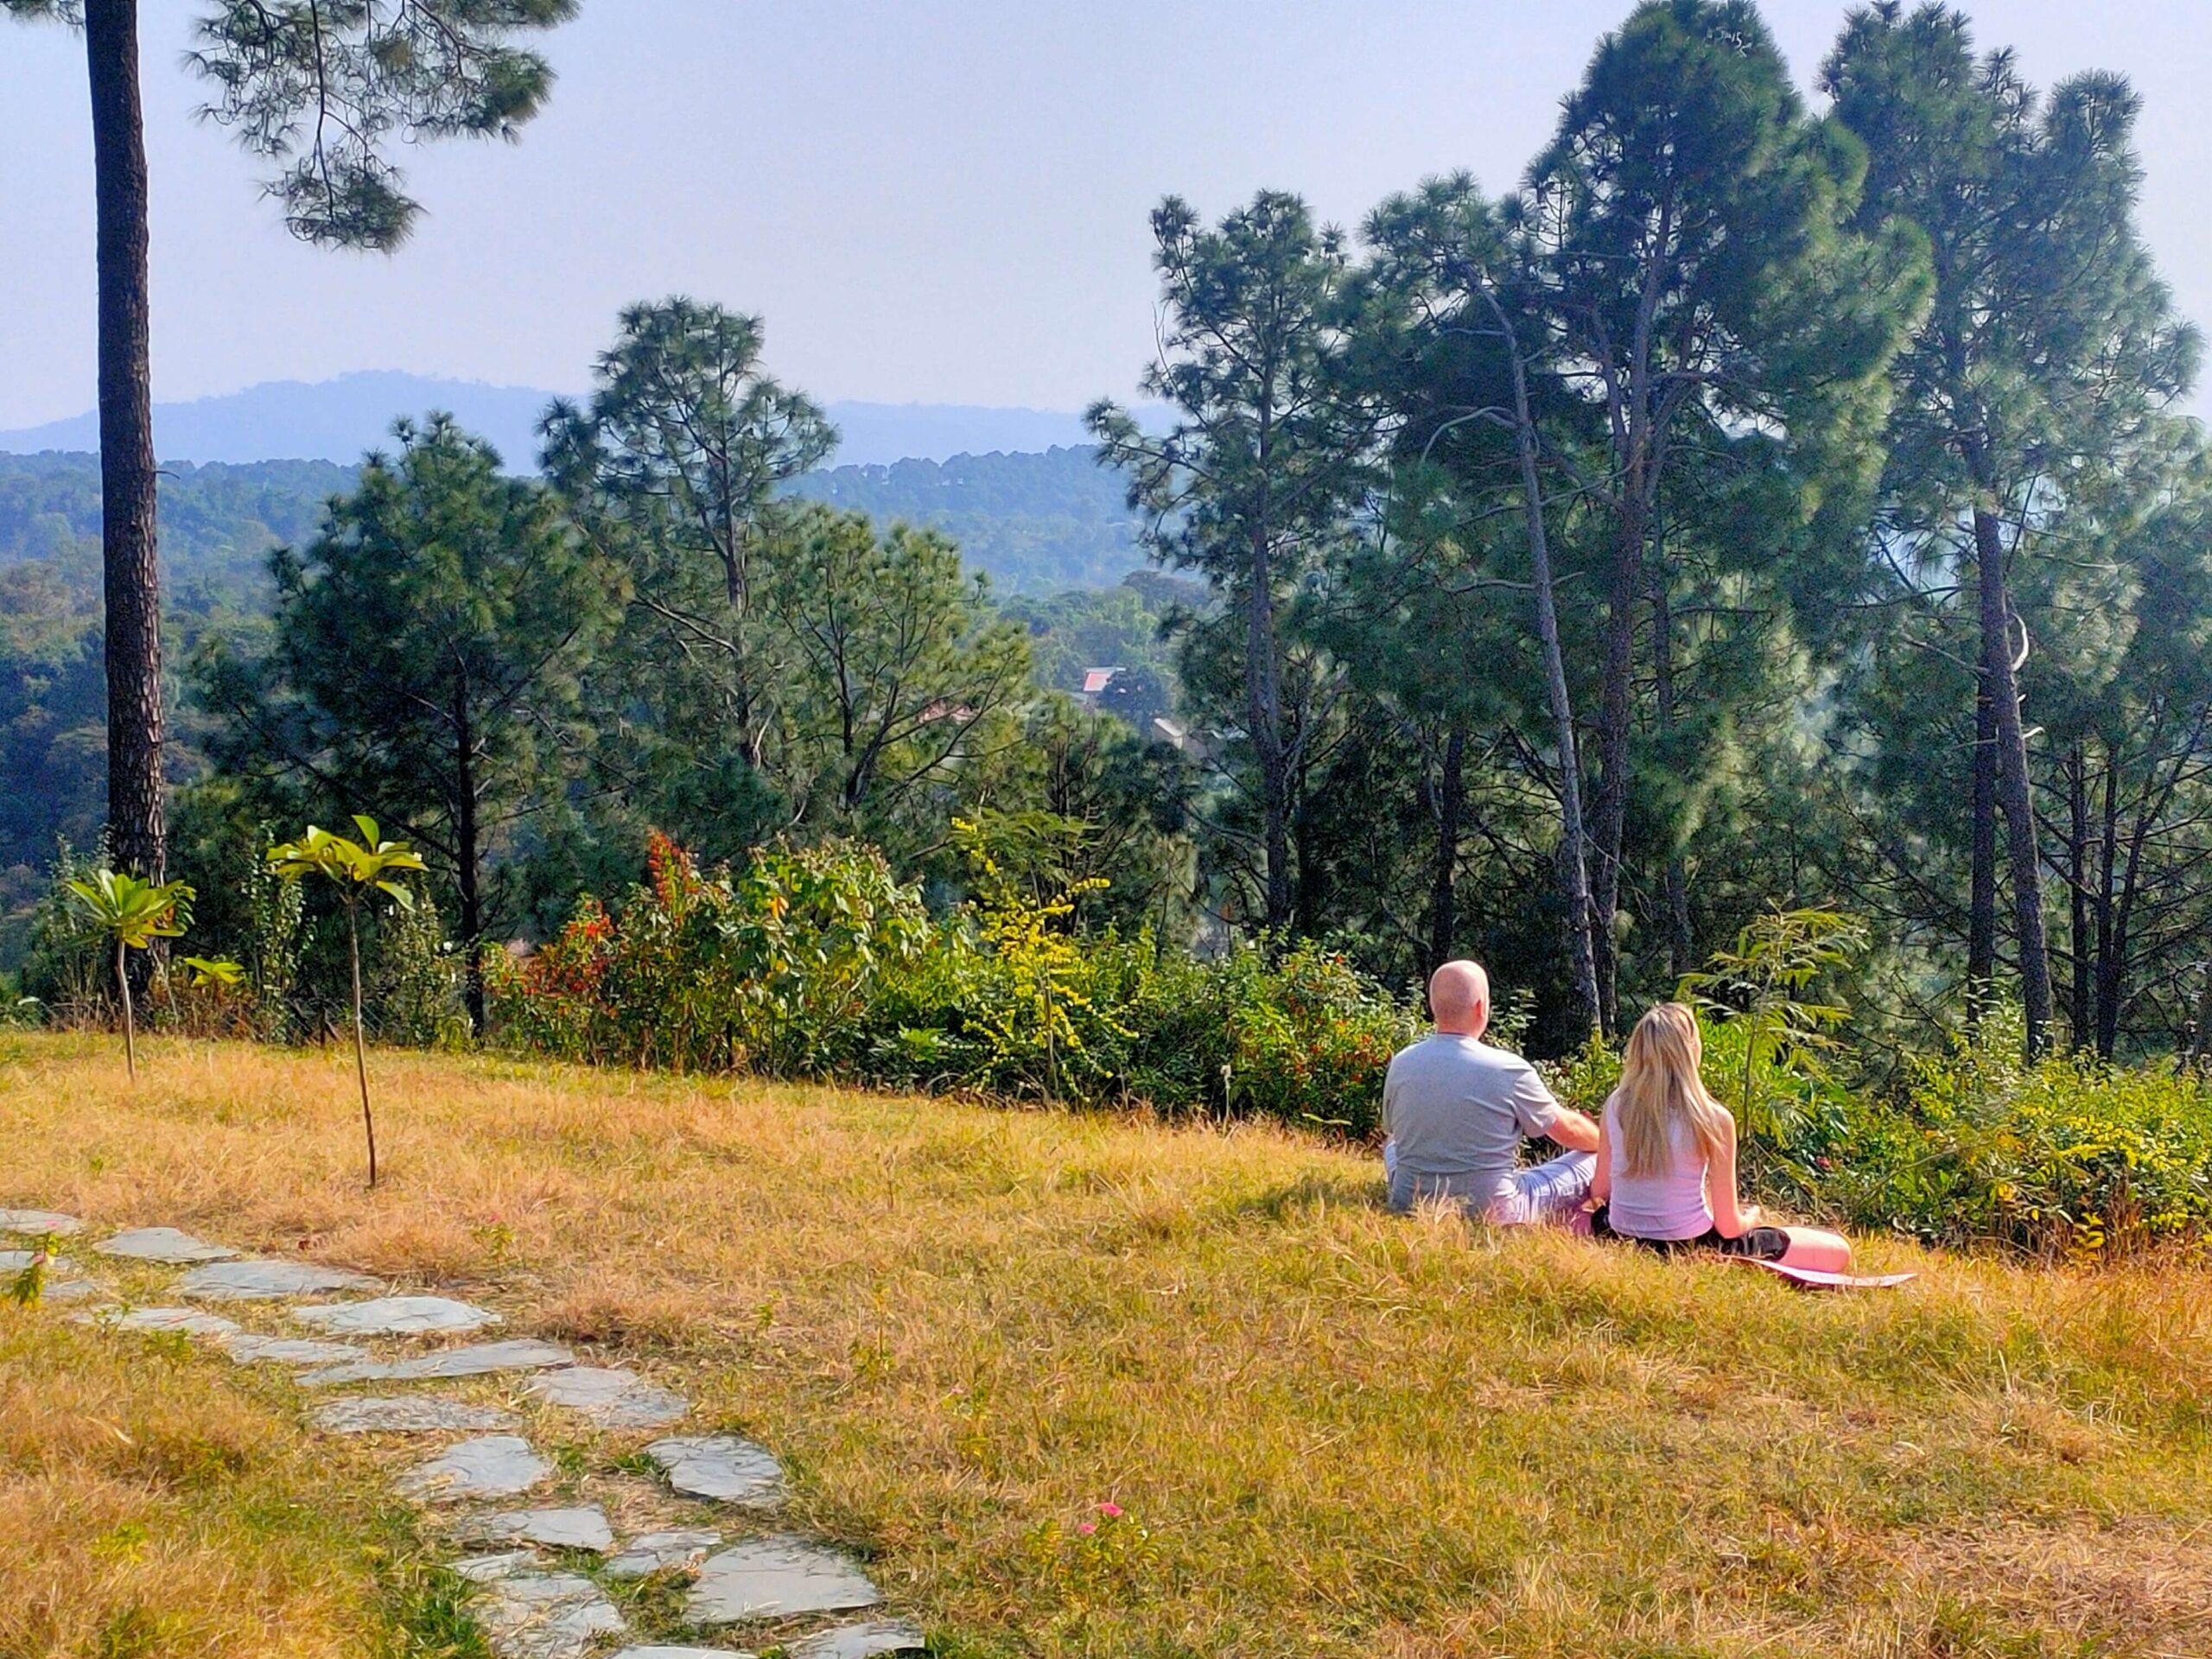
top-left (301, 1338), bottom-right (574, 1387)
top-left (221, 1333), bottom-right (367, 1365)
top-left (41, 1277), bottom-right (103, 1303)
top-left (79, 1306), bottom-right (242, 1338)
top-left (474, 1572), bottom-right (626, 1659)
top-left (689, 1535), bottom-right (881, 1625)
top-left (789, 1622), bottom-right (928, 1659)
top-left (94, 1226), bottom-right (238, 1263)
top-left (645, 1436), bottom-right (784, 1506)
top-left (394, 1434), bottom-right (551, 1502)
top-left (0, 1250), bottom-right (73, 1273)
top-left (527, 1366), bottom-right (690, 1427)
top-left (0, 1208), bottom-right (82, 1236)
top-left (453, 1505), bottom-right (614, 1553)
top-left (609, 1649), bottom-right (761, 1659)
top-left (293, 1294), bottom-right (500, 1336)
top-left (179, 1259), bottom-right (379, 1300)
top-left (312, 1395), bottom-right (522, 1434)
top-left (605, 1528), bottom-right (722, 1579)
top-left (454, 1551), bottom-right (537, 1584)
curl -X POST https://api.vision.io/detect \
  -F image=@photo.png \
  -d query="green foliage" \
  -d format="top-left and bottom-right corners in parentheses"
top-left (486, 834), bottom-right (927, 1076)
top-left (763, 509), bottom-right (1033, 834)
top-left (945, 821), bottom-right (1125, 1102)
top-left (492, 833), bottom-right (1421, 1133)
top-left (194, 416), bottom-right (622, 1008)
top-left (1677, 906), bottom-right (1867, 1141)
top-left (270, 815), bottom-right (429, 1186)
top-left (1091, 190), bottom-right (1383, 936)
top-left (187, 0), bottom-right (579, 251)
top-left (20, 836), bottom-right (111, 1017)
top-left (1810, 1012), bottom-right (2212, 1259)
top-left (364, 899), bottom-right (468, 1052)
top-left (64, 868), bottom-right (194, 951)
top-left (270, 817), bottom-right (429, 907)
top-left (62, 866), bottom-right (194, 1077)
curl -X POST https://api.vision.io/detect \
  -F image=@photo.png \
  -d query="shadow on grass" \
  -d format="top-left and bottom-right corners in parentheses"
top-left (1222, 1172), bottom-right (1388, 1224)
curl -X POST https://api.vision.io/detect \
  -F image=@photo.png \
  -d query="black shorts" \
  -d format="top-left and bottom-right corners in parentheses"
top-left (1589, 1205), bottom-right (1789, 1262)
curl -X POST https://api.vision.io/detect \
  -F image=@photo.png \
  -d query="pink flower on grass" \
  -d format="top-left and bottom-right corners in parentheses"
top-left (1096, 1502), bottom-right (1123, 1519)
top-left (1077, 1522), bottom-right (1097, 1535)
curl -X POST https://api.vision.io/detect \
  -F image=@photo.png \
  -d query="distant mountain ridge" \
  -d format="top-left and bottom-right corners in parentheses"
top-left (0, 372), bottom-right (1158, 469)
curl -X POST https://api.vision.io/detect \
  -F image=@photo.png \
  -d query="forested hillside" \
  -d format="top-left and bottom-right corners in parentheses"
top-left (0, 454), bottom-right (355, 601)
top-left (785, 446), bottom-right (1141, 590)
top-left (0, 445), bottom-right (1169, 964)
top-left (0, 447), bottom-right (1139, 599)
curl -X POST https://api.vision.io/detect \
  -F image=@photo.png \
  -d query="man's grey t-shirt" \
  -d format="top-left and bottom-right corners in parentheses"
top-left (1382, 1033), bottom-right (1562, 1212)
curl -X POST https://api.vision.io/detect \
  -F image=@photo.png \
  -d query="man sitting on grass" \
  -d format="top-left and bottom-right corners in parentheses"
top-left (1382, 959), bottom-right (1600, 1223)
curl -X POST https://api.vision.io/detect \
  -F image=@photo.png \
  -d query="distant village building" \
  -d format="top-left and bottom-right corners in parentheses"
top-left (1077, 666), bottom-right (1122, 705)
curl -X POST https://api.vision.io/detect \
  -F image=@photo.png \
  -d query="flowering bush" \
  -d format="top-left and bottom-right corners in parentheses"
top-left (490, 834), bottom-right (1421, 1131)
top-left (486, 835), bottom-right (926, 1074)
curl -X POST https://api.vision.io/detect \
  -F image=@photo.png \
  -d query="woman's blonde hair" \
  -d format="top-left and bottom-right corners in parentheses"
top-left (1613, 1002), bottom-right (1735, 1179)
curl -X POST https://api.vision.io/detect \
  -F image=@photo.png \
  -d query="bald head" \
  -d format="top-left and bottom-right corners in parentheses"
top-left (1428, 959), bottom-right (1491, 1036)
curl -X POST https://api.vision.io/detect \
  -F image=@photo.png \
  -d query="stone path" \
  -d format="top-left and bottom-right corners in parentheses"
top-left (295, 1294), bottom-right (503, 1335)
top-left (529, 1366), bottom-right (691, 1427)
top-left (6, 1204), bottom-right (926, 1657)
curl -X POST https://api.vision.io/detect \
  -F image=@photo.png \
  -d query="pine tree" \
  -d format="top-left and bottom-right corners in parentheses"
top-left (194, 416), bottom-right (620, 1030)
top-left (3, 0), bottom-right (576, 891)
top-left (1090, 194), bottom-right (1383, 938)
top-left (1523, 0), bottom-right (1923, 1031)
top-left (1824, 0), bottom-right (2199, 1054)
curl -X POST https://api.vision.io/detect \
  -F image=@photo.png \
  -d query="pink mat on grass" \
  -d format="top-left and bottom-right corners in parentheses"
top-left (1738, 1257), bottom-right (1916, 1290)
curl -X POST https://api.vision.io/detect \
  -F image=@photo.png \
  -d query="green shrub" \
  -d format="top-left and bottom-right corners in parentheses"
top-left (487, 835), bottom-right (928, 1076)
top-left (491, 836), bottom-right (1421, 1132)
top-left (1815, 1014), bottom-right (2212, 1258)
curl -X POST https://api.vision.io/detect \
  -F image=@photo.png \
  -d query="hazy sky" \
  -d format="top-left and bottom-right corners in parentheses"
top-left (6, 2), bottom-right (2211, 431)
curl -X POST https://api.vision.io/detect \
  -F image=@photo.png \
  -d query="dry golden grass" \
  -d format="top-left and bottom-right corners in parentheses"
top-left (4, 1030), bottom-right (2212, 1658)
top-left (0, 1309), bottom-right (430, 1659)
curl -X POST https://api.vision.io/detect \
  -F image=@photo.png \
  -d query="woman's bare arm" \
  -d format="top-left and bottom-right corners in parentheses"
top-left (1707, 1115), bottom-right (1764, 1237)
top-left (1587, 1103), bottom-right (1612, 1207)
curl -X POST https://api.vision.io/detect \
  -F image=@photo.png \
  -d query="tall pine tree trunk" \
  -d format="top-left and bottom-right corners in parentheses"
top-left (2067, 740), bottom-right (2091, 1049)
top-left (1488, 289), bottom-right (1600, 1039)
top-left (1247, 516), bottom-right (1292, 937)
top-left (1589, 505), bottom-right (1642, 1039)
top-left (1972, 503), bottom-right (2054, 1055)
top-left (86, 0), bottom-right (164, 887)
top-left (1967, 667), bottom-right (1997, 1020)
top-left (1651, 566), bottom-right (1693, 980)
top-left (2094, 760), bottom-right (2120, 1060)
top-left (454, 666), bottom-right (486, 1035)
top-left (1425, 726), bottom-right (1464, 975)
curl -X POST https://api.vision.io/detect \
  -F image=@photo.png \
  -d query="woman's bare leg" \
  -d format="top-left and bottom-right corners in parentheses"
top-left (1777, 1226), bottom-right (1853, 1273)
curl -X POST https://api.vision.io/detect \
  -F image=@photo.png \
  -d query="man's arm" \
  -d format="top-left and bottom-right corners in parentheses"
top-left (1506, 1061), bottom-right (1599, 1153)
top-left (1544, 1105), bottom-right (1600, 1154)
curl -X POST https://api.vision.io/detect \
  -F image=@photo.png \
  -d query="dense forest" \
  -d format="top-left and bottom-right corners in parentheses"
top-left (786, 446), bottom-right (1144, 590)
top-left (0, 446), bottom-right (1170, 964)
top-left (16, 0), bottom-right (2212, 1075)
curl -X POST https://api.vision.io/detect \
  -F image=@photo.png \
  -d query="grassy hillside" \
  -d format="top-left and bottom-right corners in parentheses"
top-left (4, 1035), bottom-right (2209, 1656)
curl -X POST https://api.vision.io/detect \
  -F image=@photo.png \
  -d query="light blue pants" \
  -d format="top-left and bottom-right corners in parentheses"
top-left (1382, 1139), bottom-right (1596, 1224)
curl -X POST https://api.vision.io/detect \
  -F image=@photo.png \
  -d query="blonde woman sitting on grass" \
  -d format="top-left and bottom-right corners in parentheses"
top-left (1587, 1002), bottom-right (1853, 1273)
